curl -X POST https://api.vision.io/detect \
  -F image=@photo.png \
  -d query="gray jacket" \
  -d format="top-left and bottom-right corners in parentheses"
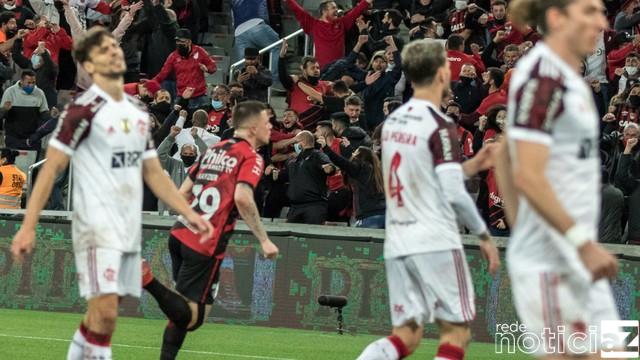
top-left (157, 132), bottom-right (207, 214)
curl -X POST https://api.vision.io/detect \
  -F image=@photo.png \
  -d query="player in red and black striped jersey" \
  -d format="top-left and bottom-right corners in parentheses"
top-left (142, 101), bottom-right (278, 360)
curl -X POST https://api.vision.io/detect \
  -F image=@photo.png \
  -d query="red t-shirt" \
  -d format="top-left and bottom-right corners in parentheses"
top-left (476, 90), bottom-right (507, 115)
top-left (289, 79), bottom-right (331, 115)
top-left (207, 108), bottom-right (229, 135)
top-left (326, 138), bottom-right (345, 191)
top-left (171, 138), bottom-right (264, 257)
top-left (457, 126), bottom-right (474, 159)
top-left (447, 50), bottom-right (485, 82)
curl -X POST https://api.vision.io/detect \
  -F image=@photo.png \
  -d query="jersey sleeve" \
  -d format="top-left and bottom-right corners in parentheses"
top-left (237, 152), bottom-right (264, 189)
top-left (509, 75), bottom-right (565, 146)
top-left (428, 121), bottom-right (463, 168)
top-left (48, 103), bottom-right (92, 156)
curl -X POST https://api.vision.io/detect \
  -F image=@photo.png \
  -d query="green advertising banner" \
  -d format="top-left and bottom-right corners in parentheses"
top-left (0, 217), bottom-right (638, 343)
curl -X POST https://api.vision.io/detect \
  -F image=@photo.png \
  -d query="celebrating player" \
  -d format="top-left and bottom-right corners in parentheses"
top-left (10, 27), bottom-right (212, 359)
top-left (357, 40), bottom-right (500, 360)
top-left (501, 0), bottom-right (620, 358)
top-left (141, 100), bottom-right (279, 359)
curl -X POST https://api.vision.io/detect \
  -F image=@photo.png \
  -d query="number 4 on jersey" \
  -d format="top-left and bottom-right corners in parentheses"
top-left (388, 152), bottom-right (404, 207)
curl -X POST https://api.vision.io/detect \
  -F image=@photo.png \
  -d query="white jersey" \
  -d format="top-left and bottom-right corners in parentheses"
top-left (382, 99), bottom-right (464, 259)
top-left (507, 43), bottom-right (600, 278)
top-left (49, 84), bottom-right (157, 253)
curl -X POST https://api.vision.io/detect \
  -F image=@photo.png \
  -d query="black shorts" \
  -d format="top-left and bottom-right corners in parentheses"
top-left (168, 234), bottom-right (230, 305)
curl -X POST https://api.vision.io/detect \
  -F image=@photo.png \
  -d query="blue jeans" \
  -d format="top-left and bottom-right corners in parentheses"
top-left (355, 214), bottom-right (386, 229)
top-left (234, 22), bottom-right (280, 83)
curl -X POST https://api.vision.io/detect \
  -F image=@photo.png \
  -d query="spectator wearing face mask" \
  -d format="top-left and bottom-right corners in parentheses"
top-left (22, 17), bottom-right (72, 65)
top-left (0, 70), bottom-right (48, 152)
top-left (148, 89), bottom-right (173, 124)
top-left (452, 63), bottom-right (484, 114)
top-left (613, 126), bottom-right (640, 245)
top-left (152, 28), bottom-right (217, 110)
top-left (207, 84), bottom-right (231, 135)
top-left (607, 32), bottom-right (640, 82)
top-left (233, 47), bottom-right (272, 103)
top-left (331, 112), bottom-right (371, 158)
top-left (17, 41), bottom-right (57, 109)
top-left (279, 41), bottom-right (331, 128)
top-left (619, 52), bottom-right (640, 95)
top-left (282, 130), bottom-right (335, 224)
top-left (446, 34), bottom-right (485, 82)
top-left (445, 102), bottom-right (474, 159)
top-left (284, 0), bottom-right (372, 69)
top-left (315, 120), bottom-right (351, 223)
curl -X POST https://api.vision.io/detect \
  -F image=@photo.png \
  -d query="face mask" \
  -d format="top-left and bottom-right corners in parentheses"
top-left (435, 24), bottom-right (444, 37)
top-left (23, 84), bottom-right (34, 95)
top-left (447, 113), bottom-right (459, 122)
top-left (31, 54), bottom-right (41, 69)
top-left (629, 94), bottom-right (640, 107)
top-left (307, 75), bottom-right (320, 86)
top-left (294, 143), bottom-right (303, 155)
top-left (177, 44), bottom-right (190, 57)
top-left (181, 154), bottom-right (196, 167)
top-left (626, 66), bottom-right (638, 76)
top-left (152, 101), bottom-right (171, 115)
top-left (461, 76), bottom-right (474, 84)
top-left (6, 29), bottom-right (16, 38)
top-left (3, 4), bottom-right (16, 10)
top-left (455, 0), bottom-right (467, 10)
top-left (211, 100), bottom-right (224, 110)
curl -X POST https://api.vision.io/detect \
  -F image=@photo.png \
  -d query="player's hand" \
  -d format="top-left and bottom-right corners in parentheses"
top-left (170, 125), bottom-right (181, 137)
top-left (624, 138), bottom-right (638, 154)
top-left (365, 71), bottom-right (381, 85)
top-left (602, 113), bottom-right (616, 123)
top-left (478, 115), bottom-right (488, 130)
top-left (316, 135), bottom-right (326, 148)
top-left (279, 40), bottom-right (288, 59)
top-left (11, 227), bottom-right (36, 263)
top-left (260, 239), bottom-right (279, 259)
top-left (578, 242), bottom-right (618, 281)
top-left (479, 234), bottom-right (500, 275)
top-left (182, 87), bottom-right (195, 99)
top-left (185, 213), bottom-right (213, 244)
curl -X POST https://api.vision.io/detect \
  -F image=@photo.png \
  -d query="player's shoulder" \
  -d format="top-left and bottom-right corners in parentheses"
top-left (514, 43), bottom-right (568, 85)
top-left (125, 94), bottom-right (149, 113)
top-left (63, 88), bottom-right (109, 121)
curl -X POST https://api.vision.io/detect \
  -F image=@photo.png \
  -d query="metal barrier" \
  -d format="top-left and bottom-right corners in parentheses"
top-left (26, 159), bottom-right (73, 211)
top-left (228, 29), bottom-right (311, 103)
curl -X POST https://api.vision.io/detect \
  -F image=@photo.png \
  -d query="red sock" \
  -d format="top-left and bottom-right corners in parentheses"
top-left (387, 335), bottom-right (410, 359)
top-left (436, 343), bottom-right (465, 360)
top-left (83, 326), bottom-right (112, 347)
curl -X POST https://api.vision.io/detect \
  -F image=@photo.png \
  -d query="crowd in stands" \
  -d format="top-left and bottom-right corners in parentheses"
top-left (0, 0), bottom-right (637, 244)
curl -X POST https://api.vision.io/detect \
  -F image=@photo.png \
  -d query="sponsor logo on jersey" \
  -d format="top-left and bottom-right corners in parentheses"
top-left (439, 128), bottom-right (453, 161)
top-left (111, 151), bottom-right (143, 168)
top-left (201, 149), bottom-right (239, 174)
top-left (121, 119), bottom-right (131, 134)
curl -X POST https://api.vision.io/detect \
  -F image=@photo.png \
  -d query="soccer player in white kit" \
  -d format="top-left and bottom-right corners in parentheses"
top-left (357, 40), bottom-right (500, 360)
top-left (500, 0), bottom-right (621, 358)
top-left (10, 27), bottom-right (212, 359)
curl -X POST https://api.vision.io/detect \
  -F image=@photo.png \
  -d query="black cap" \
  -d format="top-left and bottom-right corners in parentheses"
top-left (175, 28), bottom-right (191, 41)
top-left (244, 47), bottom-right (259, 58)
top-left (330, 112), bottom-right (350, 126)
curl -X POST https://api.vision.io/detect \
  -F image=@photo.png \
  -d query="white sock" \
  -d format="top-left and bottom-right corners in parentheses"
top-left (84, 341), bottom-right (112, 359)
top-left (357, 337), bottom-right (400, 360)
top-left (66, 329), bottom-right (86, 360)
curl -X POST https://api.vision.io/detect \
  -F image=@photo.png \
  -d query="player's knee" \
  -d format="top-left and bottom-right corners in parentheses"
top-left (90, 305), bottom-right (118, 333)
top-left (393, 321), bottom-right (423, 354)
top-left (186, 303), bottom-right (207, 331)
top-left (439, 322), bottom-right (471, 348)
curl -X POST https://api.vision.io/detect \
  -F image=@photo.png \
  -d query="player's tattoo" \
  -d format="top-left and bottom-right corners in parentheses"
top-left (237, 183), bottom-right (269, 242)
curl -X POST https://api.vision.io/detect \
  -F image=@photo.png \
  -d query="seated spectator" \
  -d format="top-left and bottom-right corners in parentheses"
top-left (444, 102), bottom-right (474, 159)
top-left (279, 41), bottom-right (331, 128)
top-left (284, 0), bottom-right (372, 69)
top-left (0, 70), bottom-right (49, 152)
top-left (331, 112), bottom-right (372, 157)
top-left (207, 84), bottom-right (232, 135)
top-left (317, 137), bottom-right (386, 228)
top-left (475, 67), bottom-right (506, 115)
top-left (0, 148), bottom-right (25, 209)
top-left (356, 37), bottom-right (401, 129)
top-left (599, 169), bottom-right (625, 244)
top-left (152, 28), bottom-right (216, 110)
top-left (233, 47), bottom-right (272, 103)
top-left (447, 34), bottom-right (485, 82)
top-left (283, 130), bottom-right (335, 224)
top-left (452, 63), bottom-right (484, 114)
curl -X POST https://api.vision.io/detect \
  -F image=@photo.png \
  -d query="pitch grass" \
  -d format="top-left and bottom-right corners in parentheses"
top-left (0, 309), bottom-right (532, 359)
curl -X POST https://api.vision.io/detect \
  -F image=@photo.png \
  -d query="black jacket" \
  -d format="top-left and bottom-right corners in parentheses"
top-left (340, 126), bottom-right (372, 157)
top-left (357, 51), bottom-right (402, 129)
top-left (601, 131), bottom-right (626, 183)
top-left (141, 4), bottom-right (178, 77)
top-left (599, 183), bottom-right (625, 244)
top-left (453, 78), bottom-right (486, 114)
top-left (284, 148), bottom-right (333, 205)
top-left (233, 65), bottom-right (272, 103)
top-left (614, 153), bottom-right (640, 242)
top-left (323, 145), bottom-right (385, 219)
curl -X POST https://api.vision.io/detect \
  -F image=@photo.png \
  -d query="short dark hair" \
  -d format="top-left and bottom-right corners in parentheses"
top-left (72, 26), bottom-right (115, 64)
top-left (232, 101), bottom-right (266, 129)
top-left (446, 34), bottom-right (465, 51)
top-left (402, 40), bottom-right (447, 87)
top-left (229, 82), bottom-right (243, 89)
top-left (317, 120), bottom-right (334, 135)
top-left (330, 112), bottom-right (350, 127)
top-left (447, 102), bottom-right (461, 111)
top-left (504, 44), bottom-right (520, 54)
top-left (21, 69), bottom-right (36, 78)
top-left (283, 108), bottom-right (299, 117)
top-left (318, 0), bottom-right (335, 15)
top-left (356, 52), bottom-right (368, 65)
top-left (629, 52), bottom-right (640, 59)
top-left (387, 100), bottom-right (402, 114)
top-left (345, 95), bottom-right (362, 107)
top-left (213, 83), bottom-right (230, 93)
top-left (492, 0), bottom-right (507, 8)
top-left (487, 67), bottom-right (504, 88)
top-left (386, 9), bottom-right (403, 28)
top-left (0, 148), bottom-right (19, 164)
top-left (0, 12), bottom-right (14, 27)
top-left (302, 56), bottom-right (318, 69)
top-left (332, 80), bottom-right (349, 94)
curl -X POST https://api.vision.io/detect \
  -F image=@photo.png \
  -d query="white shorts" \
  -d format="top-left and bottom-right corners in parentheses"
top-left (74, 247), bottom-right (142, 300)
top-left (510, 271), bottom-right (621, 356)
top-left (386, 249), bottom-right (475, 327)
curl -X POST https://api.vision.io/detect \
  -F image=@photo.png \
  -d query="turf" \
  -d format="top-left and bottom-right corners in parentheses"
top-left (0, 309), bottom-right (532, 359)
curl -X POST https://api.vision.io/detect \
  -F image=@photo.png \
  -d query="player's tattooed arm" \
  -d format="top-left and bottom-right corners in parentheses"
top-left (235, 182), bottom-right (269, 243)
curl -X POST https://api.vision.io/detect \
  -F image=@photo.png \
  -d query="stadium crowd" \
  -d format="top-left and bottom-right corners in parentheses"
top-left (0, 0), bottom-right (637, 243)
